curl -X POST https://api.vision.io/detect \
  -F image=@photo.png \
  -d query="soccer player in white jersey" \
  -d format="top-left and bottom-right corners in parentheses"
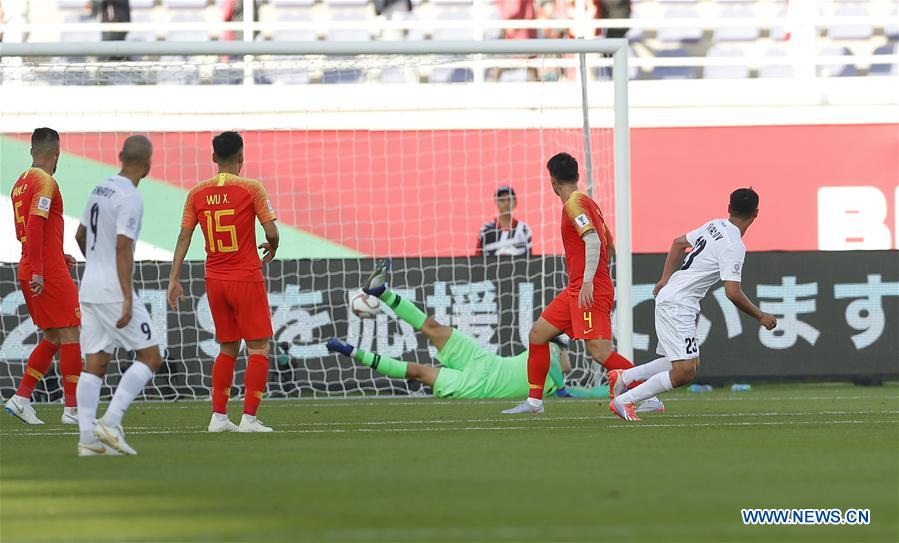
top-left (72, 136), bottom-right (165, 455)
top-left (608, 188), bottom-right (778, 421)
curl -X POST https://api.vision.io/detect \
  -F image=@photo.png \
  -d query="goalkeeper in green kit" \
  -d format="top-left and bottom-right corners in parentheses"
top-left (327, 259), bottom-right (664, 410)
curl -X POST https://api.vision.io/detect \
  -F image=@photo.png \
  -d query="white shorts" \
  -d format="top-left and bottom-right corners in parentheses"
top-left (80, 299), bottom-right (158, 354)
top-left (655, 302), bottom-right (700, 361)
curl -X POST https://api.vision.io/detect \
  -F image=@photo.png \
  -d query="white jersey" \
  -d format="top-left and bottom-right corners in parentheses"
top-left (656, 218), bottom-right (746, 313)
top-left (79, 175), bottom-right (144, 304)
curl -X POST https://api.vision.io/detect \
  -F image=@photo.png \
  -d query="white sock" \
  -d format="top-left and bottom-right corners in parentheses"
top-left (618, 370), bottom-right (674, 405)
top-left (13, 394), bottom-right (30, 405)
top-left (76, 373), bottom-right (103, 443)
top-left (622, 357), bottom-right (673, 385)
top-left (526, 398), bottom-right (543, 408)
top-left (212, 412), bottom-right (230, 423)
top-left (101, 361), bottom-right (154, 428)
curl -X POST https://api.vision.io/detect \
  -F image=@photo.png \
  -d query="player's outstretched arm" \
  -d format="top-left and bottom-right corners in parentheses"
top-left (724, 280), bottom-right (777, 330)
top-left (654, 235), bottom-right (691, 296)
top-left (115, 234), bottom-right (135, 329)
top-left (259, 220), bottom-right (279, 264)
top-left (167, 226), bottom-right (193, 310)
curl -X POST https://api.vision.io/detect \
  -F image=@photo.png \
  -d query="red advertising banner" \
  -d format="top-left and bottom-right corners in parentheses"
top-left (24, 124), bottom-right (899, 256)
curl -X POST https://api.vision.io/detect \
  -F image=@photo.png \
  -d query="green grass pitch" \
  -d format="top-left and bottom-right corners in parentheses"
top-left (1, 383), bottom-right (897, 543)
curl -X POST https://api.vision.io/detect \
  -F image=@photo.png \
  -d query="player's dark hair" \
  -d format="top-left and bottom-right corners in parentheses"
top-left (31, 127), bottom-right (60, 155)
top-left (546, 153), bottom-right (579, 183)
top-left (729, 187), bottom-right (759, 219)
top-left (212, 131), bottom-right (243, 162)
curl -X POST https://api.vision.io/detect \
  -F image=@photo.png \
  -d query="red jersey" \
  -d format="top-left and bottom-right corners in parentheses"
top-left (181, 173), bottom-right (277, 282)
top-left (560, 191), bottom-right (614, 295)
top-left (10, 168), bottom-right (67, 282)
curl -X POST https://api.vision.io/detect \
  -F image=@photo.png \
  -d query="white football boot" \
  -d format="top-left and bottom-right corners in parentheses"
top-left (4, 396), bottom-right (44, 425)
top-left (94, 419), bottom-right (138, 455)
top-left (61, 407), bottom-right (79, 425)
top-left (501, 400), bottom-right (545, 415)
top-left (238, 414), bottom-right (273, 433)
top-left (78, 441), bottom-right (122, 457)
top-left (635, 397), bottom-right (666, 414)
top-left (208, 413), bottom-right (240, 433)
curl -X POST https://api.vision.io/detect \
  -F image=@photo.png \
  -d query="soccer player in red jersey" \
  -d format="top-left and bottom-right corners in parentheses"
top-left (4, 128), bottom-right (82, 425)
top-left (166, 131), bottom-right (279, 433)
top-left (503, 153), bottom-right (640, 414)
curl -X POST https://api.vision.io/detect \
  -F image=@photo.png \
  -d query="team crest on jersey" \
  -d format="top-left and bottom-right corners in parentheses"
top-left (574, 214), bottom-right (590, 228)
top-left (37, 197), bottom-right (51, 212)
top-left (733, 262), bottom-right (742, 274)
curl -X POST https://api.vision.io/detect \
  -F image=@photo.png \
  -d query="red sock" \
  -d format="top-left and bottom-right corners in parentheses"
top-left (58, 343), bottom-right (82, 407)
top-left (603, 351), bottom-right (634, 371)
top-left (243, 354), bottom-right (269, 416)
top-left (212, 353), bottom-right (236, 414)
top-left (526, 342), bottom-right (551, 400)
top-left (16, 340), bottom-right (59, 399)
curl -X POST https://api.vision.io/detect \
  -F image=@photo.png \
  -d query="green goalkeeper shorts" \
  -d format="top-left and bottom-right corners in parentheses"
top-left (431, 329), bottom-right (495, 399)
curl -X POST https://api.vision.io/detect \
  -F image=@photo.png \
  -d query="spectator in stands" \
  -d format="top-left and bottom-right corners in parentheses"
top-left (498, 0), bottom-right (536, 40)
top-left (537, 0), bottom-right (574, 40)
top-left (89, 0), bottom-right (130, 43)
top-left (375, 0), bottom-right (412, 18)
top-left (476, 186), bottom-right (533, 257)
top-left (594, 0), bottom-right (631, 39)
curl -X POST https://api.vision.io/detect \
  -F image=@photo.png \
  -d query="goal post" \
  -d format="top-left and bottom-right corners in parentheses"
top-left (0, 39), bottom-right (633, 398)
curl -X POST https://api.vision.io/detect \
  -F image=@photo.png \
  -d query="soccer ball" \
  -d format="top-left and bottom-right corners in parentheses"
top-left (350, 291), bottom-right (381, 318)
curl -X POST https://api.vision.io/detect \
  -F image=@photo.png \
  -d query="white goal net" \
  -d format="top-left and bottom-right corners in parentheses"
top-left (0, 41), bottom-right (631, 400)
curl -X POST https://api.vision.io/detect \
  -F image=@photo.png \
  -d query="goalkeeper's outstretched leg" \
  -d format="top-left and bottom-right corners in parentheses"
top-left (363, 258), bottom-right (453, 351)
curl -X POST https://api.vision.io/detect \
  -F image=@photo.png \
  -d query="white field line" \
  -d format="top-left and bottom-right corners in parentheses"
top-left (3, 411), bottom-right (897, 436)
top-left (111, 394), bottom-right (899, 410)
top-left (2, 419), bottom-right (897, 438)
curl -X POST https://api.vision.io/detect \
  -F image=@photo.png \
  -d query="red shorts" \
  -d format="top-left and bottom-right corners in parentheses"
top-left (206, 278), bottom-right (273, 343)
top-left (20, 276), bottom-right (81, 330)
top-left (541, 289), bottom-right (613, 340)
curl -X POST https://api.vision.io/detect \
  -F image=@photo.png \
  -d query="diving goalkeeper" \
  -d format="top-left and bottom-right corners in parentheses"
top-left (327, 259), bottom-right (663, 411)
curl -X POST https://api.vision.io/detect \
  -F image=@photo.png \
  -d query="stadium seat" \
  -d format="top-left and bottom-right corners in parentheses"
top-left (827, 3), bottom-right (873, 41)
top-left (162, 0), bottom-right (208, 8)
top-left (56, 0), bottom-right (89, 8)
top-left (126, 11), bottom-right (157, 42)
top-left (324, 0), bottom-right (370, 5)
top-left (431, 7), bottom-right (476, 41)
top-left (165, 11), bottom-right (210, 42)
top-left (886, 5), bottom-right (899, 41)
top-left (266, 13), bottom-right (315, 84)
top-left (321, 9), bottom-right (369, 83)
top-left (498, 68), bottom-right (528, 83)
top-left (713, 5), bottom-right (759, 42)
top-left (703, 44), bottom-right (750, 79)
top-left (269, 0), bottom-right (316, 5)
top-left (869, 43), bottom-right (898, 76)
top-left (130, 0), bottom-right (156, 8)
top-left (656, 6), bottom-right (703, 42)
top-left (379, 66), bottom-right (414, 83)
top-left (650, 48), bottom-right (698, 79)
top-left (817, 46), bottom-right (858, 77)
top-left (324, 8), bottom-right (371, 41)
top-left (757, 46), bottom-right (793, 78)
top-left (428, 67), bottom-right (473, 83)
top-left (271, 11), bottom-right (317, 42)
top-left (60, 13), bottom-right (102, 44)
